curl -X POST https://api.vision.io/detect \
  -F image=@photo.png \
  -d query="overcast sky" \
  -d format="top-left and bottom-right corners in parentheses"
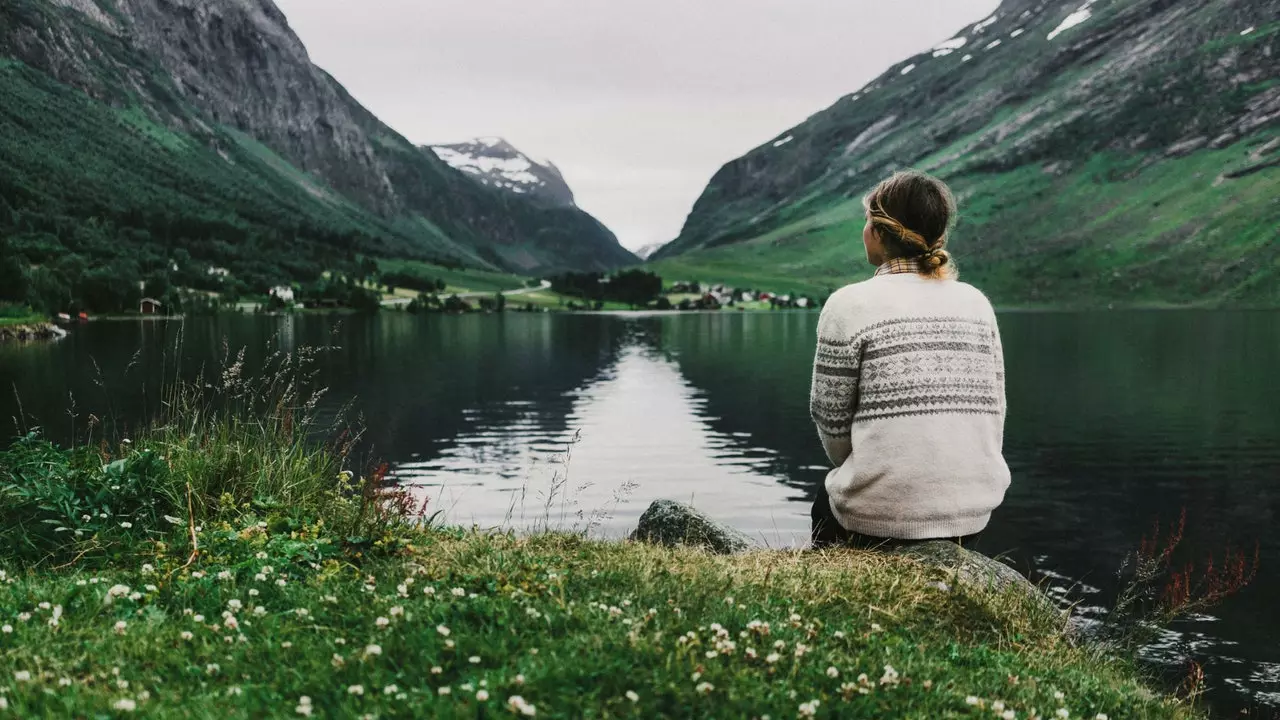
top-left (273, 0), bottom-right (999, 251)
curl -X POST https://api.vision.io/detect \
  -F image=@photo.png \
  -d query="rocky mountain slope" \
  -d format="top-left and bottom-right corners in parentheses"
top-left (429, 138), bottom-right (577, 208)
top-left (0, 0), bottom-right (635, 294)
top-left (653, 0), bottom-right (1280, 306)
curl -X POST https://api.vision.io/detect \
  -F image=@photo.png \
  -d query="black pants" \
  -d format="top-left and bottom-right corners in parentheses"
top-left (810, 481), bottom-right (980, 550)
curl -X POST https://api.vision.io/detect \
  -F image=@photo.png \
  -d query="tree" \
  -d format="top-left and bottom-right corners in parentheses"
top-left (0, 241), bottom-right (28, 303)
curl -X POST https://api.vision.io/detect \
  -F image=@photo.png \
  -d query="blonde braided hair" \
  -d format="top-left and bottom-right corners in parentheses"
top-left (864, 170), bottom-right (958, 280)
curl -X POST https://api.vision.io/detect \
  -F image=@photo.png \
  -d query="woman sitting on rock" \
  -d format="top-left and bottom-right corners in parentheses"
top-left (809, 170), bottom-right (1010, 549)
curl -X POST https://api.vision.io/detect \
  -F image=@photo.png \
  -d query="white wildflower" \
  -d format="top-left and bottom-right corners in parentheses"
top-left (113, 698), bottom-right (137, 712)
top-left (826, 666), bottom-right (839, 678)
top-left (508, 695), bottom-right (537, 716)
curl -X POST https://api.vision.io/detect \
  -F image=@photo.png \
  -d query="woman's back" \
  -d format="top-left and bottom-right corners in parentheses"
top-left (808, 171), bottom-right (1010, 544)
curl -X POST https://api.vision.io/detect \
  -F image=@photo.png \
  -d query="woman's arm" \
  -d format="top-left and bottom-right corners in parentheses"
top-left (991, 316), bottom-right (1007, 448)
top-left (810, 305), bottom-right (860, 467)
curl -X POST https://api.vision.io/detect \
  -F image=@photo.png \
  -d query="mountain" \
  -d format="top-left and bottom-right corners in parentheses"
top-left (0, 0), bottom-right (635, 311)
top-left (428, 138), bottom-right (577, 208)
top-left (652, 0), bottom-right (1280, 307)
top-left (632, 242), bottom-right (670, 261)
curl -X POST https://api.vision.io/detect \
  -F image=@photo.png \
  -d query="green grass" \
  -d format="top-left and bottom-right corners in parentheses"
top-left (375, 259), bottom-right (530, 294)
top-left (0, 523), bottom-right (1195, 719)
top-left (0, 315), bottom-right (45, 328)
top-left (0, 304), bottom-right (44, 328)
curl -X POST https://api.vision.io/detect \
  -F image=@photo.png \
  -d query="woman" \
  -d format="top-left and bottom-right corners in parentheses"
top-left (809, 170), bottom-right (1010, 549)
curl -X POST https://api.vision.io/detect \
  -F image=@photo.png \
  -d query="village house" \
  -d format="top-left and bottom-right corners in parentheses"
top-left (139, 298), bottom-right (163, 315)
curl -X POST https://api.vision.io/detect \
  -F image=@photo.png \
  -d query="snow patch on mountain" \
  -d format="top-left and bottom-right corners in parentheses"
top-left (933, 37), bottom-right (968, 57)
top-left (1048, 1), bottom-right (1097, 41)
top-left (428, 138), bottom-right (576, 207)
top-left (633, 242), bottom-right (669, 261)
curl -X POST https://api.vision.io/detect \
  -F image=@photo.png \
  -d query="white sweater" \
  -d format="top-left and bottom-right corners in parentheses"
top-left (809, 272), bottom-right (1011, 539)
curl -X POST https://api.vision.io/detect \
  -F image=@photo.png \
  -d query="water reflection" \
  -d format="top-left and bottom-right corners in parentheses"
top-left (397, 339), bottom-right (808, 545)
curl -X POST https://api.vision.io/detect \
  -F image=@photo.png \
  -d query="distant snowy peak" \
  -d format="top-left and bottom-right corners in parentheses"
top-left (427, 138), bottom-right (575, 207)
top-left (633, 242), bottom-right (669, 261)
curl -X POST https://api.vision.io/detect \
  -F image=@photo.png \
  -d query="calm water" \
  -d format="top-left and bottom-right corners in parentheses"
top-left (2, 311), bottom-right (1278, 716)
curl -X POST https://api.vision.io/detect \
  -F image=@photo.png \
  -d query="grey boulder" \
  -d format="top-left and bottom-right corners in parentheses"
top-left (629, 499), bottom-right (753, 554)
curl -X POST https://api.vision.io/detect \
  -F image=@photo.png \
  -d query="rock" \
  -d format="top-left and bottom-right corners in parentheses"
top-left (629, 500), bottom-right (753, 555)
top-left (0, 323), bottom-right (65, 342)
top-left (890, 540), bottom-right (1058, 613)
top-left (628, 500), bottom-right (1060, 617)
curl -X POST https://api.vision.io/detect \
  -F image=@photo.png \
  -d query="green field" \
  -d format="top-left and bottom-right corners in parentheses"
top-left (375, 259), bottom-right (531, 295)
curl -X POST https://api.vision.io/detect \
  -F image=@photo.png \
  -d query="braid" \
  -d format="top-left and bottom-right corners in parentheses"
top-left (868, 199), bottom-right (957, 280)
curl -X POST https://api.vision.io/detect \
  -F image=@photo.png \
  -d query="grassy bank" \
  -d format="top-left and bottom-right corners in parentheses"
top-left (0, 359), bottom-right (1191, 718)
top-left (0, 304), bottom-right (45, 328)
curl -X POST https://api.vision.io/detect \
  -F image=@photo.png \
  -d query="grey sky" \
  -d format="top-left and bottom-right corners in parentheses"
top-left (273, 0), bottom-right (999, 251)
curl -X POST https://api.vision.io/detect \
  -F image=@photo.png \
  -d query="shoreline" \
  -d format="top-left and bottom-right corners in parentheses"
top-left (0, 321), bottom-right (66, 342)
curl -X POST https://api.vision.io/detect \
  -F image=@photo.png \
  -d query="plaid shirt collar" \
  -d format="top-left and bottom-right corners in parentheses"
top-left (874, 257), bottom-right (921, 277)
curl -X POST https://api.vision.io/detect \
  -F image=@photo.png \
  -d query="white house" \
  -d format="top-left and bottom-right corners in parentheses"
top-left (270, 286), bottom-right (295, 304)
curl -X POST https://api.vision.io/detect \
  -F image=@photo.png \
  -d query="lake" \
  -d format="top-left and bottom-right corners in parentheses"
top-left (1, 310), bottom-right (1277, 716)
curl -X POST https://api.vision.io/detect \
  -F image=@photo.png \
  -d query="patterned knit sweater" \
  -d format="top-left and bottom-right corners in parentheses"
top-left (809, 267), bottom-right (1010, 539)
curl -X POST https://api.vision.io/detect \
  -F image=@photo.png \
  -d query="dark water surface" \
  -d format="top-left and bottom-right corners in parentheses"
top-left (2, 310), bottom-right (1278, 715)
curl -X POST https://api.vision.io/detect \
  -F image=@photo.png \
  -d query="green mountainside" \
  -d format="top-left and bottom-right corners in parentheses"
top-left (0, 0), bottom-right (634, 312)
top-left (652, 0), bottom-right (1280, 307)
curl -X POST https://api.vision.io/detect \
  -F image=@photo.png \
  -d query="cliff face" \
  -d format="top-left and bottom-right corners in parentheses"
top-left (656, 0), bottom-right (1280, 306)
top-left (0, 0), bottom-right (636, 275)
